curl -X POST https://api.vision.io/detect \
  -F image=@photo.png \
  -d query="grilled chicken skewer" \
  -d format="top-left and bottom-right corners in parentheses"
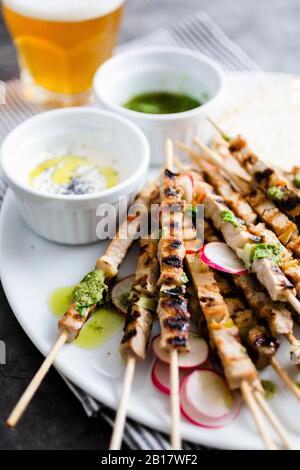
top-left (185, 237), bottom-right (292, 449)
top-left (207, 119), bottom-right (300, 229)
top-left (178, 148), bottom-right (300, 315)
top-left (156, 139), bottom-right (190, 449)
top-left (202, 184), bottom-right (300, 309)
top-left (204, 220), bottom-right (300, 401)
top-left (7, 181), bottom-right (159, 428)
top-left (174, 158), bottom-right (293, 449)
top-left (179, 139), bottom-right (300, 257)
top-left (110, 237), bottom-right (159, 450)
top-left (176, 154), bottom-right (300, 364)
top-left (212, 140), bottom-right (300, 255)
top-left (190, 151), bottom-right (300, 299)
top-left (205, 222), bottom-right (280, 370)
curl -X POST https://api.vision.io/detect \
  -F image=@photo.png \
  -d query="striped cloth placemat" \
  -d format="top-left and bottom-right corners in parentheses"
top-left (0, 9), bottom-right (259, 450)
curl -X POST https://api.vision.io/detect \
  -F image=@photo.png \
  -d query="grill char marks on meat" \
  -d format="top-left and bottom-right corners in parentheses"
top-left (185, 238), bottom-right (260, 390)
top-left (157, 160), bottom-right (190, 352)
top-left (225, 134), bottom-right (300, 228)
top-left (255, 168), bottom-right (274, 184)
top-left (162, 255), bottom-right (183, 269)
top-left (158, 293), bottom-right (190, 351)
top-left (119, 236), bottom-right (159, 362)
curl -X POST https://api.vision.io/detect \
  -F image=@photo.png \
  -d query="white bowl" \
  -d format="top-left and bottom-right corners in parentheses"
top-left (1, 107), bottom-right (150, 245)
top-left (93, 47), bottom-right (224, 164)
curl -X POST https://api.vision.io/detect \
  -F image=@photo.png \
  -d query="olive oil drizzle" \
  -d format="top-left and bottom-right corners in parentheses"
top-left (48, 286), bottom-right (124, 349)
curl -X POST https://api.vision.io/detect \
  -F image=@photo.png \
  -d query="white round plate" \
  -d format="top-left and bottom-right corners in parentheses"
top-left (1, 72), bottom-right (300, 450)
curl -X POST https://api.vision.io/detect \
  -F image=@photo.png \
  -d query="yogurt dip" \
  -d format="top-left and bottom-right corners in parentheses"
top-left (29, 154), bottom-right (119, 196)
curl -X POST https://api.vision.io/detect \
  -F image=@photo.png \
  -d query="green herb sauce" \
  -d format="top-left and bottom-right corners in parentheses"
top-left (250, 243), bottom-right (282, 265)
top-left (48, 287), bottom-right (124, 349)
top-left (267, 186), bottom-right (284, 201)
top-left (293, 173), bottom-right (300, 189)
top-left (74, 306), bottom-right (124, 349)
top-left (123, 91), bottom-right (202, 114)
top-left (48, 285), bottom-right (75, 317)
top-left (73, 270), bottom-right (108, 315)
top-left (220, 209), bottom-right (239, 228)
top-left (180, 272), bottom-right (189, 284)
top-left (261, 379), bottom-right (276, 400)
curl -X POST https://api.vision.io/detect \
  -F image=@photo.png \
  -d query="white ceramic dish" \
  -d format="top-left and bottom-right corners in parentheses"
top-left (94, 47), bottom-right (224, 164)
top-left (2, 73), bottom-right (300, 450)
top-left (0, 107), bottom-right (150, 245)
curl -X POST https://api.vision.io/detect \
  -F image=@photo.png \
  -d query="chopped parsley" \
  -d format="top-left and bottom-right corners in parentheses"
top-left (250, 243), bottom-right (282, 265)
top-left (180, 272), bottom-right (189, 284)
top-left (220, 209), bottom-right (239, 228)
top-left (136, 296), bottom-right (157, 312)
top-left (261, 380), bottom-right (276, 400)
top-left (267, 186), bottom-right (284, 201)
top-left (72, 270), bottom-right (108, 316)
top-left (293, 173), bottom-right (300, 188)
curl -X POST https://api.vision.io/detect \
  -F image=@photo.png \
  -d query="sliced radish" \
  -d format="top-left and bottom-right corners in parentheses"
top-left (200, 242), bottom-right (247, 275)
top-left (181, 174), bottom-right (194, 203)
top-left (180, 370), bottom-right (241, 428)
top-left (186, 241), bottom-right (202, 255)
top-left (151, 360), bottom-right (190, 395)
top-left (111, 275), bottom-right (135, 316)
top-left (188, 174), bottom-right (195, 187)
top-left (152, 332), bottom-right (208, 369)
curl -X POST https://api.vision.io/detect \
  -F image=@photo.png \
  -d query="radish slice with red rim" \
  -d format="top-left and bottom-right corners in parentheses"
top-left (180, 370), bottom-right (241, 428)
top-left (151, 360), bottom-right (190, 395)
top-left (181, 174), bottom-right (194, 203)
top-left (186, 243), bottom-right (202, 255)
top-left (111, 275), bottom-right (135, 316)
top-left (152, 332), bottom-right (208, 369)
top-left (200, 242), bottom-right (247, 275)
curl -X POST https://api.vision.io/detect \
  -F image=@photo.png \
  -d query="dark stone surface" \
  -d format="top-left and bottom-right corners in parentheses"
top-left (0, 0), bottom-right (299, 450)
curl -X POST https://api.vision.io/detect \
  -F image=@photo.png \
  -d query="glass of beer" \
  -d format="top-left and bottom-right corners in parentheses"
top-left (2, 0), bottom-right (125, 106)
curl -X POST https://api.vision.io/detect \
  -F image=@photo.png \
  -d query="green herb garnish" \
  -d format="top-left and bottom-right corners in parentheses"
top-left (293, 173), bottom-right (300, 188)
top-left (136, 296), bottom-right (157, 312)
top-left (220, 209), bottom-right (239, 228)
top-left (261, 380), bottom-right (276, 400)
top-left (180, 272), bottom-right (189, 284)
top-left (267, 186), bottom-right (284, 201)
top-left (73, 270), bottom-right (108, 316)
top-left (251, 243), bottom-right (282, 265)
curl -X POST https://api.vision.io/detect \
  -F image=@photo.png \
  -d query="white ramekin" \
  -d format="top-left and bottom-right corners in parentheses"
top-left (1, 107), bottom-right (150, 245)
top-left (93, 47), bottom-right (225, 165)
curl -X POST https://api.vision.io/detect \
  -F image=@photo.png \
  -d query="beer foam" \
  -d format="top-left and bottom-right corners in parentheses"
top-left (3, 0), bottom-right (125, 22)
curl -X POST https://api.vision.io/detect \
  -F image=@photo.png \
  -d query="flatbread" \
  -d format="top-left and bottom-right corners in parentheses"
top-left (217, 75), bottom-right (300, 170)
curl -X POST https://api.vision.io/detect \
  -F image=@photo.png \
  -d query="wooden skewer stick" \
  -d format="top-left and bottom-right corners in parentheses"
top-left (286, 331), bottom-right (300, 348)
top-left (193, 137), bottom-right (252, 183)
top-left (271, 357), bottom-right (300, 401)
top-left (207, 116), bottom-right (232, 142)
top-left (240, 380), bottom-right (277, 450)
top-left (170, 350), bottom-right (181, 449)
top-left (165, 138), bottom-right (182, 450)
top-left (177, 140), bottom-right (247, 194)
top-left (254, 390), bottom-right (294, 450)
top-left (109, 357), bottom-right (136, 450)
top-left (287, 291), bottom-right (300, 317)
top-left (7, 331), bottom-right (68, 427)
